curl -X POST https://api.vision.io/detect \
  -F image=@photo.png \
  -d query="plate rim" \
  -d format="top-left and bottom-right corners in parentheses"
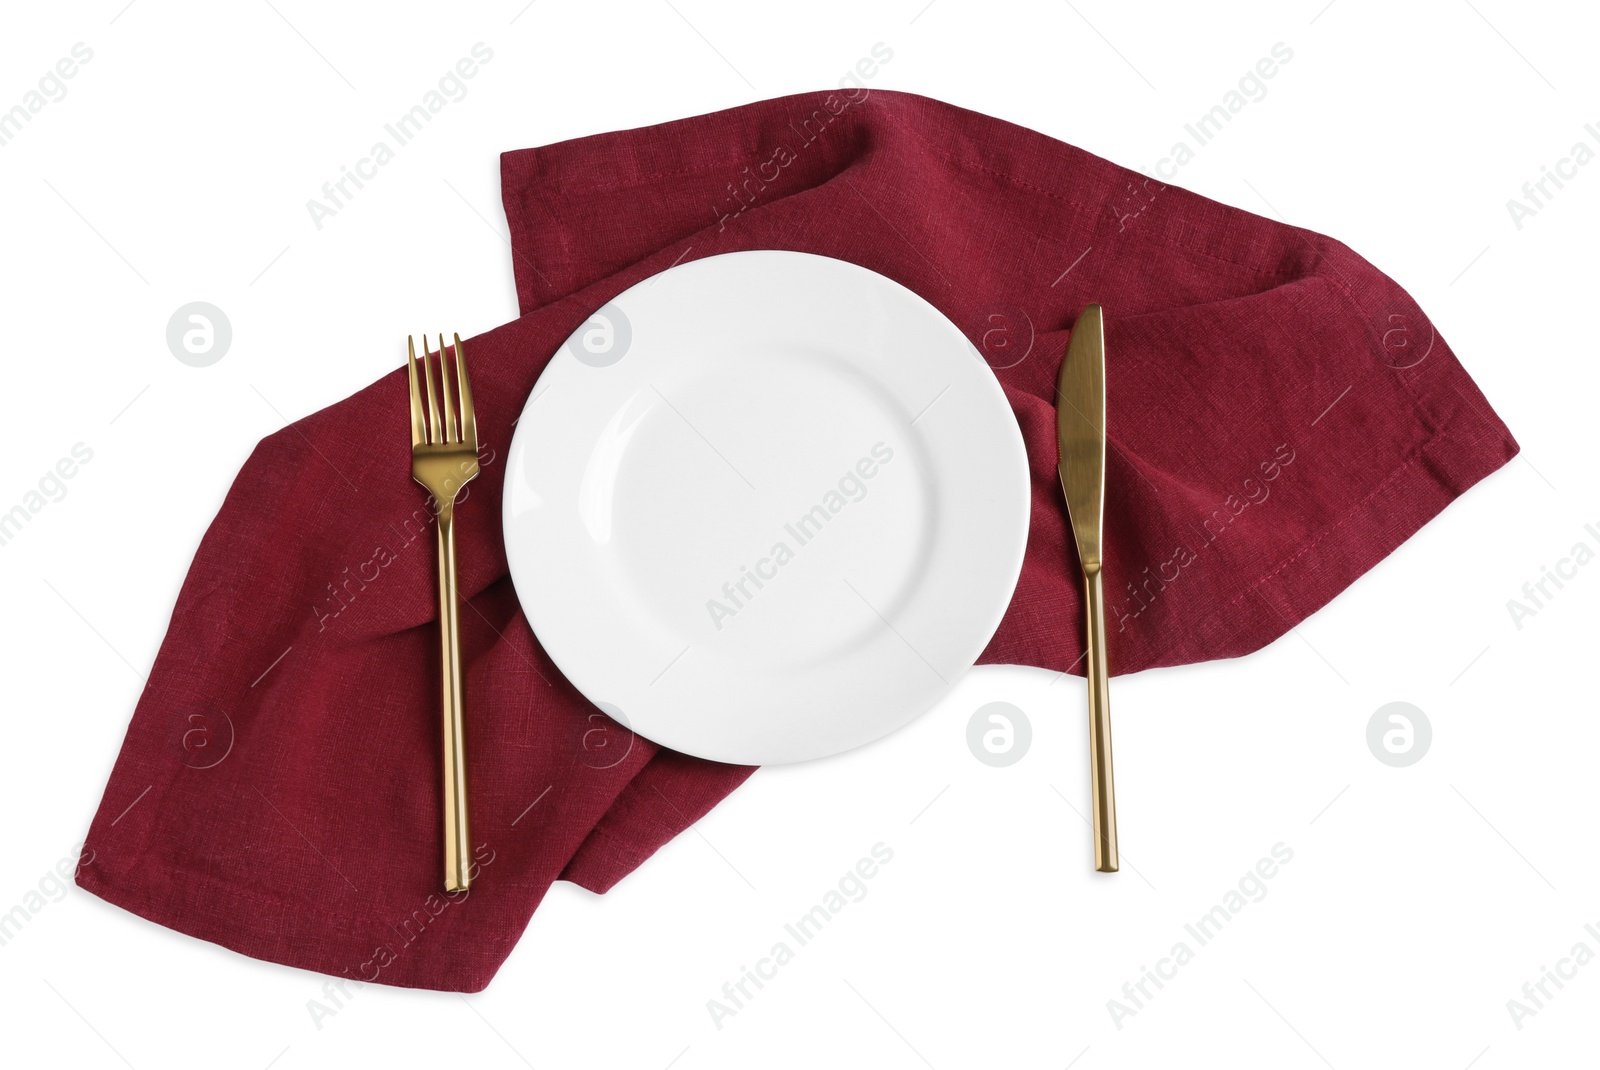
top-left (502, 248), bottom-right (1031, 764)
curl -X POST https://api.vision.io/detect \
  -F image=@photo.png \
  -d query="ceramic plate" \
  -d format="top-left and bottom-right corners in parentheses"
top-left (503, 250), bottom-right (1029, 764)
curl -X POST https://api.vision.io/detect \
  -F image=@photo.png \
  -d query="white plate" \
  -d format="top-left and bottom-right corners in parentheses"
top-left (503, 251), bottom-right (1029, 764)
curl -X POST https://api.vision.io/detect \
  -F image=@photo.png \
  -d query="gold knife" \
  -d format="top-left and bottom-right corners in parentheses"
top-left (1056, 303), bottom-right (1119, 873)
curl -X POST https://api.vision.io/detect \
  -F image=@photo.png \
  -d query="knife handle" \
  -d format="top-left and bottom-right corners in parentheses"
top-left (1083, 566), bottom-right (1119, 873)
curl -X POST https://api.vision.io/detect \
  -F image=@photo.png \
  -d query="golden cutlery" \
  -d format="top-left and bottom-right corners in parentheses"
top-left (407, 332), bottom-right (480, 891)
top-left (1056, 304), bottom-right (1119, 873)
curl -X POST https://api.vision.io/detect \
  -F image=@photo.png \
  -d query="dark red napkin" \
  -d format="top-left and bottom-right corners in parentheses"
top-left (79, 89), bottom-right (1516, 992)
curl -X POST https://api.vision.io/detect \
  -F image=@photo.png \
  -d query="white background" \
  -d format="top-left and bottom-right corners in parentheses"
top-left (2, 1), bottom-right (1596, 1067)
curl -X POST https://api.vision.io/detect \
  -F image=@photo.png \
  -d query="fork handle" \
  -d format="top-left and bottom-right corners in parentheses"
top-left (436, 507), bottom-right (472, 891)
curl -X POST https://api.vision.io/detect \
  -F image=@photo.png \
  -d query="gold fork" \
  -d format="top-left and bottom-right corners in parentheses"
top-left (407, 333), bottom-right (480, 891)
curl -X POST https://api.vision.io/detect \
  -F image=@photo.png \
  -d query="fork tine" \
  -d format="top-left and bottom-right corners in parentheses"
top-left (420, 333), bottom-right (441, 445)
top-left (438, 333), bottom-right (458, 444)
top-left (406, 336), bottom-right (426, 447)
top-left (454, 334), bottom-right (475, 445)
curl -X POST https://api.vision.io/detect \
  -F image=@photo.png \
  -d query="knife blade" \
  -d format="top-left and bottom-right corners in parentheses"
top-left (1056, 303), bottom-right (1119, 873)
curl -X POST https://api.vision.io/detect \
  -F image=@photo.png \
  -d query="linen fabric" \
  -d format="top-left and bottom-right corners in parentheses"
top-left (78, 89), bottom-right (1516, 991)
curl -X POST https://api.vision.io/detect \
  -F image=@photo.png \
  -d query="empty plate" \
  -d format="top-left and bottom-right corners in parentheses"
top-left (503, 250), bottom-right (1029, 764)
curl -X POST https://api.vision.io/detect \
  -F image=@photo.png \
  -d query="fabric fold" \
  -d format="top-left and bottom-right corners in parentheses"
top-left (79, 88), bottom-right (1515, 992)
